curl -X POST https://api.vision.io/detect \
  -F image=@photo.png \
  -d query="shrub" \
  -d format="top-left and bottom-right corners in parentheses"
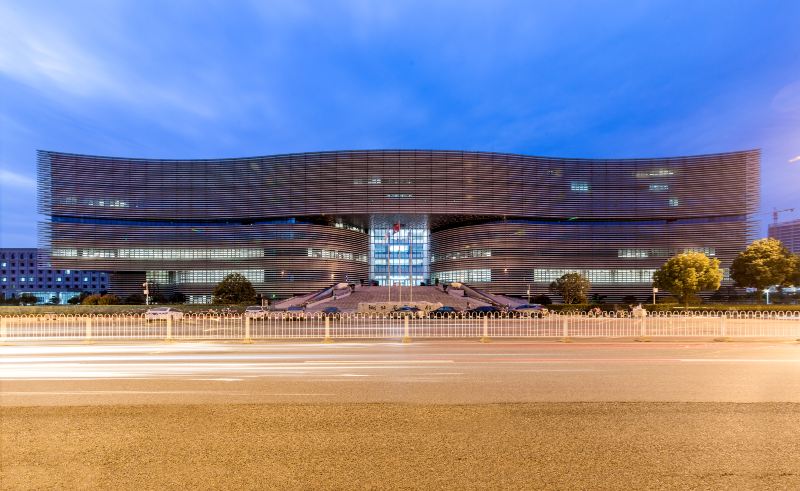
top-left (532, 295), bottom-right (552, 305)
top-left (82, 294), bottom-right (103, 305)
top-left (124, 293), bottom-right (146, 305)
top-left (97, 294), bottom-right (121, 305)
top-left (19, 293), bottom-right (38, 305)
top-left (168, 292), bottom-right (187, 304)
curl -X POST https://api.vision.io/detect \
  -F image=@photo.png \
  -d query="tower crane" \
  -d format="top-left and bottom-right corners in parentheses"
top-left (772, 207), bottom-right (795, 225)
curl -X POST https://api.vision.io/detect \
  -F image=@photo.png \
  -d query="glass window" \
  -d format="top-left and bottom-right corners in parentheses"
top-left (432, 269), bottom-right (491, 283)
top-left (570, 181), bottom-right (589, 192)
top-left (533, 268), bottom-right (659, 284)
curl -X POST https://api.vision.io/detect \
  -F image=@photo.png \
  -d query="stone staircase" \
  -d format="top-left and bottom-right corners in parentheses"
top-left (305, 286), bottom-right (487, 313)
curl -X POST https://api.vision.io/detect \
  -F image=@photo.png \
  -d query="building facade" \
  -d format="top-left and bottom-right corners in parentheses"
top-left (768, 218), bottom-right (800, 255)
top-left (38, 149), bottom-right (760, 303)
top-left (0, 248), bottom-right (110, 303)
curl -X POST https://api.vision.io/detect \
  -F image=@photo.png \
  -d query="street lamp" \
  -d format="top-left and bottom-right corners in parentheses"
top-left (652, 287), bottom-right (658, 305)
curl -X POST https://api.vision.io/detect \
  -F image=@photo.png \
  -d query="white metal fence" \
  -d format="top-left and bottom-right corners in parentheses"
top-left (2, 311), bottom-right (800, 342)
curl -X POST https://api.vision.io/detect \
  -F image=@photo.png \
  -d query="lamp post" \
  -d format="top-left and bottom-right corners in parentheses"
top-left (652, 287), bottom-right (658, 305)
top-left (527, 284), bottom-right (531, 304)
top-left (764, 288), bottom-right (770, 305)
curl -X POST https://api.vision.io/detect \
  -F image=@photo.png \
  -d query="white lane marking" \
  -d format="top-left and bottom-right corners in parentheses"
top-left (679, 359), bottom-right (800, 363)
top-left (308, 360), bottom-right (455, 364)
top-left (1, 391), bottom-right (335, 396)
top-left (189, 378), bottom-right (243, 381)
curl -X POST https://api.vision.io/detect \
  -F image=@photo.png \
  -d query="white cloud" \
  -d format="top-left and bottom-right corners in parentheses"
top-left (0, 169), bottom-right (35, 189)
top-left (789, 155), bottom-right (800, 163)
top-left (773, 80), bottom-right (800, 114)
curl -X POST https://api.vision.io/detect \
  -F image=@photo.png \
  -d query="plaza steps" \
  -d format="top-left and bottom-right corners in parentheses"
top-left (304, 286), bottom-right (488, 313)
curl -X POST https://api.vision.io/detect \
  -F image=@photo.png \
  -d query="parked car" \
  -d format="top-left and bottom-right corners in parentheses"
top-left (244, 305), bottom-right (269, 320)
top-left (513, 304), bottom-right (549, 317)
top-left (285, 305), bottom-right (306, 320)
top-left (321, 306), bottom-right (341, 317)
top-left (393, 305), bottom-right (422, 318)
top-left (428, 306), bottom-right (461, 317)
top-left (466, 306), bottom-right (501, 317)
top-left (145, 307), bottom-right (184, 322)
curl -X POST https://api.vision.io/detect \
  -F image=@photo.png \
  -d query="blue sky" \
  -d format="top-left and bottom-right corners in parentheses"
top-left (1, 0), bottom-right (798, 246)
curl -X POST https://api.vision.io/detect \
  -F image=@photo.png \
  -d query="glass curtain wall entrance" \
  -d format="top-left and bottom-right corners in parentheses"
top-left (370, 226), bottom-right (429, 286)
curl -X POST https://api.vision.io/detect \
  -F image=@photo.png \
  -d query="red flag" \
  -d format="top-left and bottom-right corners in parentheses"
top-left (392, 223), bottom-right (401, 234)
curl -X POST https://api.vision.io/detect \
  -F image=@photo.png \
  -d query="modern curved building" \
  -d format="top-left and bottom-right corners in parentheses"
top-left (38, 149), bottom-right (759, 303)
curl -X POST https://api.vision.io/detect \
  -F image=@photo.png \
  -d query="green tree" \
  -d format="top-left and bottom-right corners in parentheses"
top-left (787, 254), bottom-right (800, 287)
top-left (212, 273), bottom-right (257, 304)
top-left (730, 239), bottom-right (796, 297)
top-left (548, 272), bottom-right (590, 304)
top-left (653, 252), bottom-right (722, 308)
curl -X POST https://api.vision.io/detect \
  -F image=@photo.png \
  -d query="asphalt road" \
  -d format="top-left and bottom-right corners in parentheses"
top-left (3, 340), bottom-right (800, 490)
top-left (2, 340), bottom-right (799, 405)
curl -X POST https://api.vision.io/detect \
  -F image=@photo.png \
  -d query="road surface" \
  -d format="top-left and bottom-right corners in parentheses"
top-left (3, 340), bottom-right (799, 489)
top-left (2, 339), bottom-right (799, 405)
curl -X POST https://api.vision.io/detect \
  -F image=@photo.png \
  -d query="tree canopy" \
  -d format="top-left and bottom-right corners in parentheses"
top-left (212, 273), bottom-right (257, 304)
top-left (730, 238), bottom-right (797, 292)
top-left (652, 252), bottom-right (722, 307)
top-left (548, 272), bottom-right (590, 304)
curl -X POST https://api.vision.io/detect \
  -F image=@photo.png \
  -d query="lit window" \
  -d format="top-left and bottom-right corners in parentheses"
top-left (649, 184), bottom-right (668, 192)
top-left (636, 168), bottom-right (675, 178)
top-left (56, 277), bottom-right (62, 282)
top-left (432, 269), bottom-right (491, 283)
top-left (570, 181), bottom-right (589, 192)
top-left (84, 277), bottom-right (89, 282)
top-left (19, 277), bottom-right (24, 282)
top-left (668, 198), bottom-right (680, 207)
top-left (533, 268), bottom-right (659, 284)
top-left (65, 270), bottom-right (71, 274)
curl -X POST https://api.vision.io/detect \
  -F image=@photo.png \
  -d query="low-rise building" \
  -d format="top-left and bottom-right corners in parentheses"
top-left (0, 248), bottom-right (109, 304)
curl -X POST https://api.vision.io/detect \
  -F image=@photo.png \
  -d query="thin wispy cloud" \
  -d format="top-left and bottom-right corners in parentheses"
top-left (789, 156), bottom-right (800, 163)
top-left (0, 169), bottom-right (35, 189)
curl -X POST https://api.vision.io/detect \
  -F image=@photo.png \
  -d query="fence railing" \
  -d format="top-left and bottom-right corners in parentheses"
top-left (1, 311), bottom-right (800, 342)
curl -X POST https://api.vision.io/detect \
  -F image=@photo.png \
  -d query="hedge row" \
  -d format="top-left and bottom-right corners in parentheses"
top-left (546, 303), bottom-right (800, 313)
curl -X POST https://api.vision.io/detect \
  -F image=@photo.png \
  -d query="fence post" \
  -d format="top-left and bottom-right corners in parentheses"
top-left (83, 316), bottom-right (94, 344)
top-left (323, 316), bottom-right (333, 343)
top-left (480, 316), bottom-right (490, 343)
top-left (165, 315), bottom-right (173, 342)
top-left (720, 315), bottom-right (726, 338)
top-left (243, 316), bottom-right (253, 344)
top-left (0, 317), bottom-right (8, 344)
top-left (402, 315), bottom-right (411, 343)
top-left (560, 314), bottom-right (571, 342)
top-left (634, 316), bottom-right (651, 342)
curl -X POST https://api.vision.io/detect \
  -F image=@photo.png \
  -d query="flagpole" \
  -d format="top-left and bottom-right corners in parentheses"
top-left (387, 229), bottom-right (391, 303)
top-left (409, 229), bottom-right (413, 303)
